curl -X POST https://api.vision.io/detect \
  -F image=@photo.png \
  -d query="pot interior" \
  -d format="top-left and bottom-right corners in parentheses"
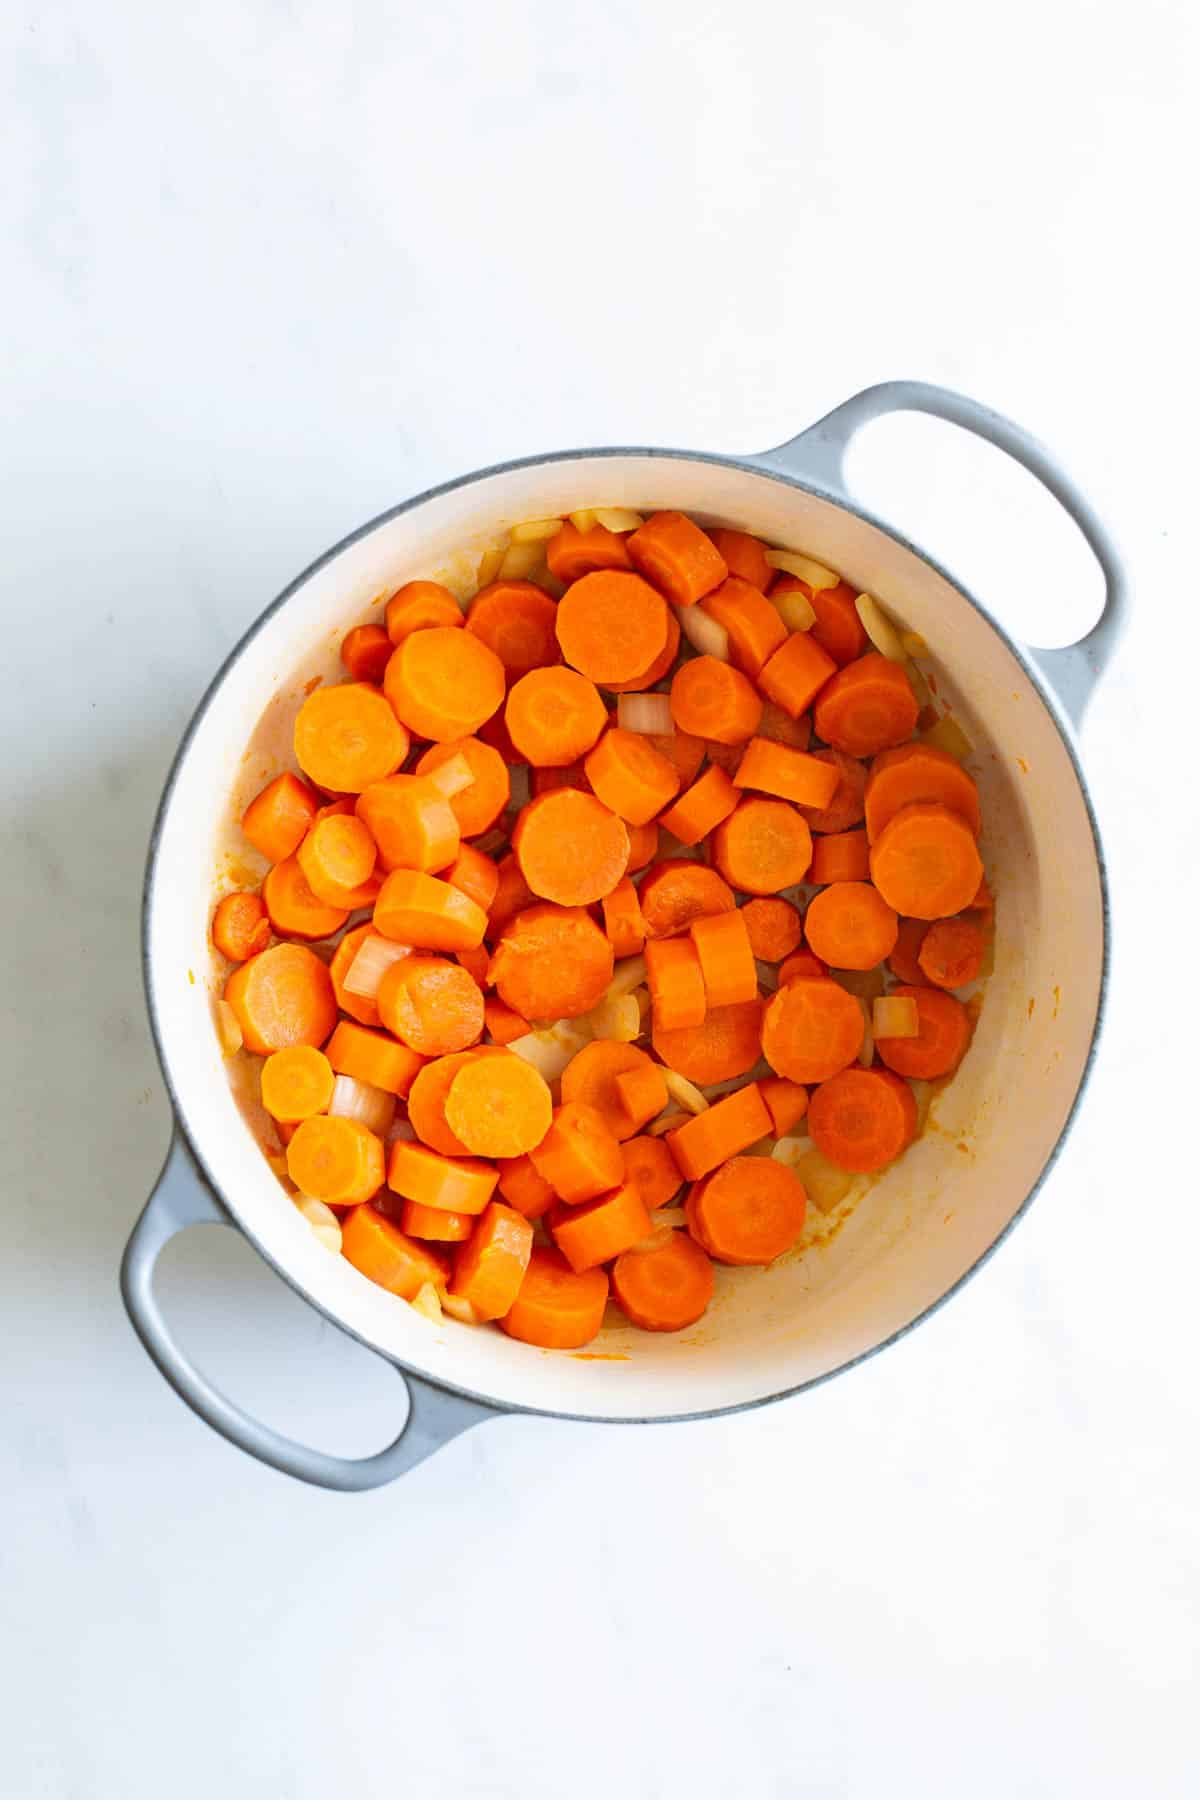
top-left (147, 452), bottom-right (1105, 1421)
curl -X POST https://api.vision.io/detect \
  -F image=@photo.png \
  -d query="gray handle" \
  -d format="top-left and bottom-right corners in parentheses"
top-left (121, 1134), bottom-right (495, 1490)
top-left (754, 379), bottom-right (1128, 726)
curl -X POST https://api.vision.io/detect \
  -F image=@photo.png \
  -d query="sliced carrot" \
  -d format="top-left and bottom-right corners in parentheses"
top-left (809, 828), bottom-right (870, 885)
top-left (645, 936), bottom-right (706, 1031)
top-left (874, 984), bottom-right (971, 1079)
top-left (651, 998), bottom-right (763, 1085)
top-left (495, 1153), bottom-right (556, 1221)
top-left (551, 1182), bottom-right (652, 1272)
top-left (864, 741), bottom-right (981, 842)
top-left (341, 1206), bottom-right (450, 1300)
top-left (415, 737), bottom-right (510, 838)
top-left (670, 656), bottom-right (762, 744)
top-left (710, 798), bottom-right (813, 895)
top-left (466, 579), bottom-right (560, 680)
top-left (384, 625), bottom-right (505, 742)
top-left (917, 916), bottom-right (986, 989)
top-left (761, 976), bottom-right (864, 1083)
top-left (812, 651), bottom-right (919, 756)
top-left (512, 789), bottom-right (629, 906)
top-left (212, 891), bottom-right (271, 962)
top-left (584, 729), bottom-right (680, 826)
top-left (326, 1019), bottom-right (425, 1097)
top-left (355, 775), bottom-right (460, 874)
top-left (758, 700), bottom-right (812, 750)
top-left (710, 528), bottom-right (772, 593)
top-left (777, 948), bottom-right (828, 983)
top-left (888, 917), bottom-right (930, 985)
top-left (614, 1062), bottom-right (670, 1133)
top-left (760, 1077), bottom-right (809, 1137)
top-left (638, 861), bottom-right (736, 938)
top-left (621, 1135), bottom-right (684, 1210)
top-left (327, 922), bottom-right (382, 1027)
top-left (556, 569), bottom-right (670, 685)
top-left (772, 576), bottom-right (867, 667)
top-left (387, 1138), bottom-right (498, 1214)
top-left (241, 772), bottom-right (319, 864)
top-left (287, 1115), bottom-right (385, 1205)
top-left (293, 681), bottom-right (408, 793)
top-left (262, 856), bottom-right (350, 940)
top-left (734, 738), bottom-right (841, 809)
top-left (758, 631), bottom-right (838, 720)
top-left (686, 1156), bottom-right (806, 1264)
top-left (456, 941), bottom-right (492, 987)
top-left (701, 576), bottom-right (787, 676)
top-left (407, 1047), bottom-right (508, 1155)
top-left (702, 738), bottom-right (743, 774)
top-left (450, 1201), bottom-right (534, 1319)
top-left (488, 903), bottom-right (614, 1021)
top-left (487, 854), bottom-right (535, 938)
top-left (804, 881), bottom-right (898, 970)
top-left (627, 511), bottom-right (727, 607)
top-left (612, 1231), bottom-right (714, 1331)
top-left (869, 802), bottom-right (984, 919)
top-left (260, 1045), bottom-right (335, 1123)
top-left (689, 908), bottom-right (757, 1007)
top-left (445, 842), bottom-right (501, 914)
top-left (398, 1199), bottom-right (474, 1242)
top-left (625, 820), bottom-right (659, 875)
top-left (739, 896), bottom-right (802, 963)
top-left (647, 729), bottom-right (706, 788)
top-left (530, 1101), bottom-right (625, 1204)
top-left (604, 607), bottom-right (681, 695)
top-left (504, 665), bottom-right (608, 767)
top-left (385, 580), bottom-right (463, 645)
top-left (545, 519), bottom-right (634, 583)
top-left (808, 1066), bottom-right (917, 1171)
top-left (444, 1050), bottom-right (553, 1158)
top-left (798, 749), bottom-right (868, 835)
top-left (377, 954), bottom-right (484, 1055)
top-left (500, 1246), bottom-right (609, 1349)
top-left (340, 623), bottom-right (393, 685)
top-left (667, 1083), bottom-right (772, 1181)
top-left (297, 813), bottom-right (378, 905)
top-left (484, 995), bottom-right (530, 1045)
top-left (657, 764), bottom-right (739, 846)
top-left (562, 1040), bottom-right (665, 1142)
top-left (374, 870), bottom-right (488, 951)
top-left (601, 876), bottom-right (647, 957)
top-left (967, 874), bottom-right (994, 915)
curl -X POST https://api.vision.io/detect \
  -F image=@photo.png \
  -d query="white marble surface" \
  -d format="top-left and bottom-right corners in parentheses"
top-left (3, 4), bottom-right (1198, 1795)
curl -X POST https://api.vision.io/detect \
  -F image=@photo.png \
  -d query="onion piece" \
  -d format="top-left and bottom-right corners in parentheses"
top-left (593, 507), bottom-right (644, 533)
top-left (424, 752), bottom-right (474, 799)
top-left (475, 545), bottom-right (504, 590)
top-left (647, 1110), bottom-right (687, 1137)
top-left (920, 714), bottom-right (973, 761)
top-left (293, 1193), bottom-right (342, 1254)
top-left (770, 588), bottom-right (816, 632)
top-left (771, 1135), bottom-right (813, 1165)
top-left (741, 1138), bottom-right (777, 1157)
top-left (765, 549), bottom-right (839, 589)
top-left (509, 1023), bottom-right (591, 1082)
top-left (617, 692), bottom-right (674, 736)
top-left (678, 603), bottom-right (729, 661)
top-left (569, 508), bottom-right (597, 534)
top-left (588, 992), bottom-right (641, 1044)
top-left (328, 1074), bottom-right (395, 1136)
top-left (792, 1148), bottom-right (855, 1213)
top-left (498, 540), bottom-right (544, 580)
top-left (901, 630), bottom-right (929, 658)
top-left (510, 517), bottom-right (564, 543)
top-left (409, 1281), bottom-right (443, 1324)
top-left (873, 995), bottom-right (920, 1038)
top-left (663, 1070), bottom-right (708, 1114)
top-left (441, 1292), bottom-right (481, 1325)
top-left (215, 999), bottom-right (243, 1056)
top-left (854, 593), bottom-right (908, 662)
top-left (344, 932), bottom-right (412, 999)
top-left (606, 956), bottom-right (648, 999)
top-left (526, 565), bottom-right (565, 599)
top-left (628, 1224), bottom-right (676, 1253)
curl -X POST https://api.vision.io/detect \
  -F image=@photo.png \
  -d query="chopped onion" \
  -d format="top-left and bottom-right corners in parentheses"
top-left (770, 588), bottom-right (816, 632)
top-left (857, 998), bottom-right (875, 1067)
top-left (475, 545), bottom-right (504, 590)
top-left (424, 752), bottom-right (474, 799)
top-left (509, 1023), bottom-right (591, 1082)
top-left (663, 1070), bottom-right (708, 1114)
top-left (920, 714), bottom-right (973, 761)
top-left (594, 507), bottom-right (644, 533)
top-left (647, 1110), bottom-right (687, 1137)
top-left (617, 692), bottom-right (674, 735)
top-left (910, 1080), bottom-right (933, 1135)
top-left (792, 1148), bottom-right (855, 1213)
top-left (343, 932), bottom-right (412, 999)
top-left (905, 658), bottom-right (934, 712)
top-left (628, 1223), bottom-right (676, 1253)
top-left (498, 540), bottom-right (544, 580)
top-left (329, 1074), bottom-right (395, 1136)
top-left (409, 1281), bottom-right (443, 1324)
top-left (607, 955), bottom-right (648, 999)
top-left (441, 1291), bottom-right (481, 1325)
top-left (588, 992), bottom-right (641, 1043)
top-left (741, 1138), bottom-right (777, 1157)
top-left (386, 1116), bottom-right (417, 1144)
top-left (651, 1206), bottom-right (686, 1231)
top-left (873, 995), bottom-right (919, 1038)
top-left (764, 549), bottom-right (839, 589)
top-left (678, 603), bottom-right (729, 661)
top-left (771, 1135), bottom-right (813, 1165)
top-left (633, 987), bottom-right (652, 1032)
top-left (569, 508), bottom-right (598, 534)
top-left (854, 593), bottom-right (907, 662)
top-left (215, 999), bottom-right (243, 1056)
top-left (510, 517), bottom-right (563, 543)
top-left (901, 630), bottom-right (929, 658)
top-left (293, 1193), bottom-right (342, 1254)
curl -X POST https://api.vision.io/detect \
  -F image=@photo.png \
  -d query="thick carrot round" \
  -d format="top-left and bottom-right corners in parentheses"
top-left (556, 569), bottom-right (669, 685)
top-left (689, 909), bottom-right (758, 1008)
top-left (808, 1066), bottom-right (917, 1171)
top-left (603, 608), bottom-right (681, 693)
top-left (488, 903), bottom-right (613, 1021)
top-left (387, 1138), bottom-right (498, 1214)
top-left (562, 1040), bottom-right (665, 1142)
top-left (551, 1182), bottom-right (652, 1272)
top-left (457, 941), bottom-right (492, 987)
top-left (450, 1201), bottom-right (534, 1319)
top-left (384, 625), bottom-right (505, 742)
top-left (917, 916), bottom-right (986, 989)
top-left (638, 861), bottom-right (736, 938)
top-left (761, 977), bottom-right (864, 1083)
top-left (772, 576), bottom-right (867, 667)
top-left (483, 995), bottom-right (529, 1045)
top-left (804, 880), bottom-right (899, 970)
top-left (864, 742), bottom-right (981, 842)
top-left (624, 820), bottom-right (659, 875)
top-left (686, 1156), bottom-right (807, 1265)
top-left (512, 789), bottom-right (629, 906)
top-left (377, 954), bottom-right (485, 1055)
top-left (398, 1199), bottom-right (475, 1242)
top-left (445, 843), bottom-right (501, 914)
top-left (888, 917), bottom-right (930, 985)
top-left (612, 1231), bottom-right (714, 1331)
top-left (500, 1246), bottom-right (609, 1349)
top-left (645, 936), bottom-right (707, 1031)
top-left (652, 998), bottom-right (763, 1084)
top-left (614, 1062), bottom-right (669, 1133)
top-left (241, 772), bottom-right (319, 864)
top-left (355, 775), bottom-right (460, 873)
top-left (584, 729), bottom-right (680, 826)
top-left (545, 519), bottom-right (634, 583)
top-left (740, 896), bottom-right (802, 963)
top-left (701, 577), bottom-right (787, 675)
top-left (874, 984), bottom-right (971, 1078)
top-left (809, 828), bottom-right (870, 885)
top-left (415, 737), bottom-right (510, 838)
top-left (262, 856), bottom-right (349, 940)
top-left (293, 681), bottom-right (408, 794)
top-left (487, 854), bottom-right (535, 938)
top-left (297, 813), bottom-right (378, 905)
top-left (407, 1047), bottom-right (508, 1155)
top-left (710, 528), bottom-right (772, 593)
top-left (797, 749), bottom-right (867, 834)
top-left (444, 1051), bottom-right (553, 1158)
top-left (668, 1083), bottom-right (771, 1181)
top-left (374, 869), bottom-right (488, 951)
top-left (385, 580), bottom-right (463, 645)
top-left (601, 876), bottom-right (646, 958)
top-left (734, 738), bottom-right (841, 810)
top-left (260, 1045), bottom-right (335, 1123)
top-left (504, 665), bottom-right (608, 767)
top-left (758, 631), bottom-right (838, 720)
top-left (286, 1115), bottom-right (385, 1205)
top-left (495, 1153), bottom-right (557, 1221)
top-left (711, 798), bottom-right (813, 895)
top-left (212, 891), bottom-right (271, 962)
top-left (466, 579), bottom-right (560, 680)
top-left (812, 652), bottom-right (919, 756)
top-left (670, 656), bottom-right (762, 744)
top-left (627, 511), bottom-right (727, 607)
top-left (869, 802), bottom-right (984, 919)
top-left (760, 1076), bottom-right (809, 1137)
top-left (621, 1135), bottom-right (684, 1211)
top-left (777, 948), bottom-right (828, 983)
top-left (530, 1101), bottom-right (625, 1204)
top-left (326, 1019), bottom-right (425, 1097)
top-left (657, 764), bottom-right (739, 846)
top-left (341, 623), bottom-right (393, 685)
top-left (648, 729), bottom-right (706, 788)
top-left (758, 700), bottom-right (813, 750)
top-left (341, 1206), bottom-right (451, 1299)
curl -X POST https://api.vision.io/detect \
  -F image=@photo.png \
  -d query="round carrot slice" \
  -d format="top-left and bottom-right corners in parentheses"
top-left (444, 1052), bottom-right (554, 1158)
top-left (500, 1246), bottom-right (609, 1349)
top-left (262, 856), bottom-right (350, 940)
top-left (286, 1115), bottom-right (384, 1206)
top-left (651, 998), bottom-right (763, 1085)
top-left (888, 917), bottom-right (930, 985)
top-left (621, 1135), bottom-right (684, 1211)
top-left (415, 737), bottom-right (510, 838)
top-left (869, 802), bottom-right (984, 920)
top-left (808, 1066), bottom-right (917, 1171)
top-left (259, 1045), bottom-right (335, 1123)
top-left (917, 915), bottom-right (986, 989)
top-left (686, 1157), bottom-right (807, 1265)
top-left (583, 729), bottom-right (680, 826)
top-left (798, 749), bottom-right (867, 834)
top-left (384, 625), bottom-right (505, 742)
top-left (450, 1201), bottom-right (534, 1319)
top-left (385, 580), bottom-right (464, 645)
top-left (710, 798), bottom-right (813, 895)
top-left (612, 1231), bottom-right (715, 1331)
top-left (803, 881), bottom-right (899, 971)
top-left (626, 511), bottom-right (727, 607)
top-left (529, 1101), bottom-right (625, 1204)
top-left (211, 891), bottom-right (271, 963)
top-left (739, 897), bottom-right (802, 963)
top-left (710, 528), bottom-right (771, 593)
top-left (377, 955), bottom-right (485, 1056)
top-left (293, 681), bottom-right (408, 793)
top-left (638, 861), bottom-right (736, 938)
top-left (512, 790), bottom-right (629, 906)
top-left (670, 656), bottom-right (762, 744)
top-left (812, 652), bottom-right (918, 757)
top-left (505, 666), bottom-right (608, 768)
top-left (546, 520), bottom-right (634, 584)
top-left (874, 984), bottom-right (972, 1079)
top-left (407, 1047), bottom-right (509, 1156)
top-left (386, 1139), bottom-right (498, 1214)
top-left (466, 580), bottom-right (560, 679)
top-left (341, 1207), bottom-right (451, 1299)
top-left (761, 976), bottom-right (864, 1083)
top-left (488, 903), bottom-right (614, 1021)
top-left (864, 742), bottom-right (981, 843)
top-left (224, 942), bottom-right (337, 1055)
top-left (396, 1199), bottom-right (475, 1242)
top-left (341, 623), bottom-right (393, 685)
top-left (561, 1041), bottom-right (664, 1143)
top-left (555, 569), bottom-right (669, 685)
top-left (550, 1182), bottom-right (652, 1272)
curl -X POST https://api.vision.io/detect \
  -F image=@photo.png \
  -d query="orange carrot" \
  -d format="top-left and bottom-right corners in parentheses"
top-left (645, 936), bottom-right (706, 1031)
top-left (387, 1138), bottom-right (498, 1214)
top-left (584, 729), bottom-right (680, 826)
top-left (384, 625), bottom-right (505, 742)
top-left (710, 798), bottom-right (813, 895)
top-left (803, 880), bottom-right (898, 970)
top-left (293, 681), bottom-right (408, 793)
top-left (456, 941), bottom-right (492, 987)
top-left (450, 1201), bottom-right (534, 1318)
top-left (374, 870), bottom-right (488, 951)
top-left (812, 652), bottom-right (918, 756)
top-left (477, 707), bottom-right (523, 765)
top-left (512, 789), bottom-right (629, 907)
top-left (262, 856), bottom-right (350, 940)
top-left (355, 775), bottom-right (460, 874)
top-left (562, 1040), bottom-right (666, 1142)
top-left (488, 903), bottom-right (613, 1021)
top-left (808, 1066), bottom-right (916, 1171)
top-left (772, 576), bottom-right (867, 667)
top-left (407, 1047), bottom-right (508, 1155)
top-left (709, 528), bottom-right (772, 593)
top-left (621, 1135), bottom-right (684, 1210)
top-left (326, 922), bottom-right (380, 1027)
top-left (739, 897), bottom-right (802, 963)
top-left (651, 998), bottom-right (763, 1084)
top-left (550, 1182), bottom-right (652, 1272)
top-left (241, 772), bottom-right (319, 864)
top-left (761, 976), bottom-right (864, 1083)
top-left (966, 874), bottom-right (994, 915)
top-left (887, 917), bottom-right (930, 985)
top-left (627, 511), bottom-right (727, 607)
top-left (415, 737), bottom-right (510, 838)
top-left (669, 656), bottom-right (762, 744)
top-left (444, 842), bottom-right (501, 914)
top-left (377, 954), bottom-right (485, 1055)
top-left (638, 861), bottom-right (736, 938)
top-left (601, 875), bottom-right (647, 957)
top-left (647, 729), bottom-right (706, 788)
top-left (777, 948), bottom-right (828, 983)
top-left (733, 738), bottom-right (841, 810)
top-left (667, 1082), bottom-right (772, 1181)
top-left (385, 580), bottom-right (463, 645)
top-left (864, 742), bottom-right (981, 842)
top-left (260, 1045), bottom-right (335, 1122)
top-left (495, 1153), bottom-right (556, 1220)
top-left (487, 854), bottom-right (535, 938)
top-left (869, 802), bottom-right (984, 919)
top-left (340, 623), bottom-right (393, 685)
top-left (917, 915), bottom-right (986, 989)
top-left (443, 1050), bottom-right (553, 1158)
top-left (760, 1076), bottom-right (809, 1137)
top-left (287, 1114), bottom-right (385, 1205)
top-left (545, 520), bottom-right (634, 584)
top-left (689, 908), bottom-right (758, 1007)
top-left (212, 891), bottom-right (271, 962)
top-left (397, 1200), bottom-right (475, 1242)
top-left (700, 577), bottom-right (787, 675)
top-left (757, 631), bottom-right (838, 720)
top-left (483, 995), bottom-right (529, 1045)
top-left (624, 820), bottom-right (659, 875)
top-left (798, 749), bottom-right (868, 834)
top-left (758, 700), bottom-right (813, 750)
top-left (297, 813), bottom-right (378, 905)
top-left (612, 1231), bottom-right (714, 1331)
top-left (657, 764), bottom-right (739, 846)
top-left (504, 666), bottom-right (608, 767)
top-left (341, 1206), bottom-right (450, 1300)
top-left (555, 569), bottom-right (670, 685)
top-left (614, 1062), bottom-right (669, 1133)
top-left (701, 738), bottom-right (743, 775)
top-left (466, 579), bottom-right (560, 679)
top-left (874, 984), bottom-right (971, 1079)
top-left (500, 1246), bottom-right (609, 1348)
top-left (603, 608), bottom-right (682, 695)
top-left (686, 1156), bottom-right (806, 1264)
top-left (809, 828), bottom-right (870, 885)
top-left (326, 1019), bottom-right (425, 1097)
top-left (530, 1101), bottom-right (625, 1204)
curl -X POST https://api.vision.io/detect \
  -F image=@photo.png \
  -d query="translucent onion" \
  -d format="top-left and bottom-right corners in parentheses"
top-left (498, 540), bottom-right (545, 580)
top-left (587, 992), bottom-right (641, 1043)
top-left (526, 565), bottom-right (566, 599)
top-left (344, 933), bottom-right (412, 999)
top-left (509, 1024), bottom-right (590, 1082)
top-left (764, 549), bottom-right (839, 590)
top-left (647, 1111), bottom-right (687, 1137)
top-left (441, 1292), bottom-right (481, 1324)
top-left (424, 752), bottom-right (474, 798)
top-left (741, 1138), bottom-right (777, 1157)
top-left (873, 995), bottom-right (920, 1038)
top-left (510, 517), bottom-right (564, 543)
top-left (215, 999), bottom-right (243, 1056)
top-left (663, 1070), bottom-right (708, 1114)
top-left (594, 507), bottom-right (644, 533)
top-left (293, 1193), bottom-right (342, 1254)
top-left (651, 1206), bottom-right (686, 1231)
top-left (409, 1282), bottom-right (444, 1324)
top-left (678, 603), bottom-right (729, 661)
top-left (617, 692), bottom-right (674, 735)
top-left (854, 593), bottom-right (908, 662)
top-left (475, 545), bottom-right (504, 589)
top-left (771, 1135), bottom-right (813, 1165)
top-left (629, 1224), bottom-right (676, 1254)
top-left (792, 1148), bottom-right (855, 1213)
top-left (900, 630), bottom-right (929, 658)
top-left (569, 509), bottom-right (598, 534)
top-left (606, 956), bottom-right (648, 999)
top-left (920, 714), bottom-right (974, 761)
top-left (770, 588), bottom-right (816, 632)
top-left (328, 1074), bottom-right (395, 1136)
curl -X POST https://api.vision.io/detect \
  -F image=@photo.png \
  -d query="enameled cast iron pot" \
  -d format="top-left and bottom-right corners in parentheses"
top-left (122, 382), bottom-right (1125, 1490)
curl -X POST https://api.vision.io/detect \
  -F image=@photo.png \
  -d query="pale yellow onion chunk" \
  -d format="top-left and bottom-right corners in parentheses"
top-left (593, 507), bottom-right (644, 533)
top-left (765, 549), bottom-right (839, 589)
top-left (509, 517), bottom-right (564, 543)
top-left (854, 593), bottom-right (908, 662)
top-left (294, 1194), bottom-right (342, 1254)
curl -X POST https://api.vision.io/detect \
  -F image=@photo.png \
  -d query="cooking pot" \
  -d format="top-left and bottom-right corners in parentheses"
top-left (122, 381), bottom-right (1124, 1490)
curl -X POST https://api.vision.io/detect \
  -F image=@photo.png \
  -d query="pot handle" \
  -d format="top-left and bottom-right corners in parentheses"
top-left (753, 379), bottom-right (1128, 725)
top-left (121, 1133), bottom-right (496, 1491)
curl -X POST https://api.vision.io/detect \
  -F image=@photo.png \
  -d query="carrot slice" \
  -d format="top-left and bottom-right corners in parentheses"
top-left (326, 922), bottom-right (381, 1027)
top-left (888, 917), bottom-right (930, 985)
top-left (612, 1231), bottom-right (714, 1331)
top-left (667, 1083), bottom-right (772, 1181)
top-left (487, 854), bottom-right (535, 939)
top-left (917, 916), bottom-right (986, 989)
top-left (772, 576), bottom-right (867, 667)
top-left (758, 632), bottom-right (838, 720)
top-left (407, 1047), bottom-right (508, 1155)
top-left (512, 790), bottom-right (629, 906)
top-left (450, 1201), bottom-right (534, 1319)
top-left (647, 730), bottom-right (706, 788)
top-left (415, 737), bottom-right (510, 838)
top-left (874, 984), bottom-right (971, 1079)
top-left (500, 1246), bottom-right (609, 1349)
top-left (799, 749), bottom-right (868, 835)
top-left (804, 880), bottom-right (898, 970)
top-left (869, 802), bottom-right (984, 920)
top-left (297, 813), bottom-right (378, 905)
top-left (551, 1182), bottom-right (652, 1272)
top-left (656, 765), bottom-right (739, 846)
top-left (761, 976), bottom-right (864, 1083)
top-left (387, 1138), bottom-right (498, 1214)
top-left (645, 936), bottom-right (706, 1031)
top-left (445, 843), bottom-right (501, 914)
top-left (812, 652), bottom-right (919, 756)
top-left (495, 1153), bottom-right (557, 1221)
top-left (603, 609), bottom-right (681, 693)
top-left (809, 828), bottom-right (870, 885)
top-left (457, 941), bottom-right (492, 987)
top-left (638, 861), bottom-right (736, 938)
top-left (864, 741), bottom-right (981, 842)
top-left (355, 775), bottom-right (460, 873)
top-left (260, 1045), bottom-right (335, 1123)
top-left (385, 580), bottom-right (463, 645)
top-left (700, 576), bottom-right (787, 676)
top-left (444, 1051), bottom-right (553, 1158)
top-left (711, 798), bottom-right (813, 895)
top-left (686, 1157), bottom-right (806, 1264)
top-left (601, 876), bottom-right (647, 957)
top-left (488, 904), bottom-right (613, 1021)
top-left (466, 579), bottom-right (560, 680)
top-left (562, 1040), bottom-right (665, 1142)
top-left (262, 856), bottom-right (350, 940)
top-left (778, 948), bottom-right (828, 983)
top-left (293, 681), bottom-right (408, 793)
top-left (545, 520), bottom-right (634, 583)
top-left (651, 998), bottom-right (763, 1085)
top-left (340, 623), bottom-right (393, 685)
top-left (341, 1206), bottom-right (451, 1299)
top-left (733, 738), bottom-right (841, 809)
top-left (621, 1135), bottom-right (684, 1210)
top-left (384, 625), bottom-right (505, 742)
top-left (625, 820), bottom-right (659, 875)
top-left (241, 772), bottom-right (319, 864)
top-left (689, 909), bottom-right (757, 1007)
top-left (808, 1066), bottom-right (917, 1171)
top-left (212, 891), bottom-right (271, 962)
top-left (397, 1199), bottom-right (474, 1242)
top-left (670, 656), bottom-right (762, 744)
top-left (627, 511), bottom-right (727, 607)
top-left (287, 1115), bottom-right (385, 1205)
top-left (584, 729), bottom-right (680, 826)
top-left (760, 1076), bottom-right (809, 1137)
top-left (739, 897), bottom-right (802, 963)
top-left (556, 569), bottom-right (670, 685)
top-left (326, 1019), bottom-right (425, 1097)
top-left (483, 995), bottom-right (530, 1045)
top-left (758, 700), bottom-right (813, 750)
top-left (504, 666), bottom-right (608, 767)
top-left (710, 528), bottom-right (772, 593)
top-left (373, 870), bottom-right (487, 951)
top-left (614, 1063), bottom-right (670, 1133)
top-left (530, 1101), bottom-right (625, 1204)
top-left (377, 954), bottom-right (485, 1055)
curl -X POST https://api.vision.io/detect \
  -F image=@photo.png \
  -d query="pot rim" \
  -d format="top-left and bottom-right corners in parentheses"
top-left (142, 443), bottom-right (1111, 1425)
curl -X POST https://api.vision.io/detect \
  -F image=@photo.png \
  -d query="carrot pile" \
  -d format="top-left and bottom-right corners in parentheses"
top-left (215, 509), bottom-right (992, 1349)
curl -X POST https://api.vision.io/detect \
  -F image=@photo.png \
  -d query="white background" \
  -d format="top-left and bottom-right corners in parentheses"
top-left (3, 4), bottom-right (1198, 1796)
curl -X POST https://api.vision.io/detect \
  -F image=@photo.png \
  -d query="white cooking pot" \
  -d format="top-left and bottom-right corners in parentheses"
top-left (122, 381), bottom-right (1124, 1490)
